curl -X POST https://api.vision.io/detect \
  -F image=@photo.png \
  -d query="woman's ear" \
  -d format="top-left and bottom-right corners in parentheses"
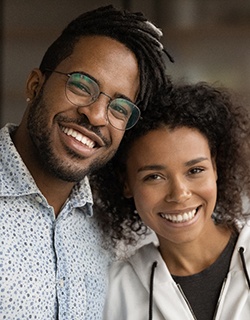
top-left (118, 169), bottom-right (133, 199)
top-left (123, 180), bottom-right (133, 199)
top-left (25, 68), bottom-right (45, 101)
top-left (212, 157), bottom-right (218, 181)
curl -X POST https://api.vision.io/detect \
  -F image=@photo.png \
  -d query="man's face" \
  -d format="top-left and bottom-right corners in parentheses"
top-left (25, 36), bottom-right (140, 182)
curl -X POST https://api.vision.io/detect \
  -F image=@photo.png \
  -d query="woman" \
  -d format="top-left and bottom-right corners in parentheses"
top-left (91, 82), bottom-right (250, 320)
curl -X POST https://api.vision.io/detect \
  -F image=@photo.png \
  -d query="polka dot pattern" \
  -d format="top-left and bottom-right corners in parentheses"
top-left (0, 124), bottom-right (111, 319)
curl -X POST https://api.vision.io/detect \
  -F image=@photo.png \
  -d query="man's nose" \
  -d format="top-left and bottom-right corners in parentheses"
top-left (77, 94), bottom-right (109, 127)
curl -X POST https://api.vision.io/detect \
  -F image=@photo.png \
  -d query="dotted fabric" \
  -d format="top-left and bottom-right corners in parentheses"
top-left (0, 124), bottom-right (111, 319)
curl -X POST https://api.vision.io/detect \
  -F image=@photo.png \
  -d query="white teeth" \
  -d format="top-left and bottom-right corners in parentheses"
top-left (61, 126), bottom-right (95, 148)
top-left (161, 209), bottom-right (197, 223)
top-left (177, 214), bottom-right (182, 222)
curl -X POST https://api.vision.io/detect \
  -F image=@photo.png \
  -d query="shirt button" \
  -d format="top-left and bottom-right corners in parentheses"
top-left (59, 279), bottom-right (64, 287)
top-left (35, 195), bottom-right (43, 203)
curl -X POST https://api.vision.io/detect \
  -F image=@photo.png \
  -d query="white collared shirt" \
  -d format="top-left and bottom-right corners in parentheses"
top-left (0, 124), bottom-right (111, 319)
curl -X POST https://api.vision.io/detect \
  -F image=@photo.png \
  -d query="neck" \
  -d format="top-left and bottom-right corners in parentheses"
top-left (34, 174), bottom-right (75, 217)
top-left (11, 125), bottom-right (75, 217)
top-left (159, 225), bottom-right (232, 276)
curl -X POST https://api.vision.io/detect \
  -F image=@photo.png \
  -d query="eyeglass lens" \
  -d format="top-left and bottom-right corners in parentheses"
top-left (65, 73), bottom-right (140, 130)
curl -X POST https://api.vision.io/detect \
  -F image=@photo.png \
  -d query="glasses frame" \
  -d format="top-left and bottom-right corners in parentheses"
top-left (45, 69), bottom-right (141, 130)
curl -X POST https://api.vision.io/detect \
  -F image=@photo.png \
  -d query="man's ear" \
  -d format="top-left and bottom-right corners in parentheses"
top-left (25, 68), bottom-right (45, 101)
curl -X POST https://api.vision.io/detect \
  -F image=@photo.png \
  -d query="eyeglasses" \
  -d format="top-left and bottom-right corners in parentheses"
top-left (45, 69), bottom-right (141, 130)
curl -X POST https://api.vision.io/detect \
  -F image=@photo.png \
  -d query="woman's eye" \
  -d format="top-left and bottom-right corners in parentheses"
top-left (143, 174), bottom-right (163, 181)
top-left (189, 167), bottom-right (204, 175)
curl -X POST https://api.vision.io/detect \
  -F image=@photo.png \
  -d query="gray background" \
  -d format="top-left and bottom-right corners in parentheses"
top-left (2, 0), bottom-right (250, 126)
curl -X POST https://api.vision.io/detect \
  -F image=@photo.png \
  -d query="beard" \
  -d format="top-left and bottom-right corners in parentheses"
top-left (27, 88), bottom-right (115, 182)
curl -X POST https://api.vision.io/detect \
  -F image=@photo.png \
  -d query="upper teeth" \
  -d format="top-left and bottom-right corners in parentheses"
top-left (160, 209), bottom-right (196, 223)
top-left (61, 126), bottom-right (95, 148)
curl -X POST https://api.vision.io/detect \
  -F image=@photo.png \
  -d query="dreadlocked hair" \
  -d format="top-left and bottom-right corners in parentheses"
top-left (39, 5), bottom-right (172, 111)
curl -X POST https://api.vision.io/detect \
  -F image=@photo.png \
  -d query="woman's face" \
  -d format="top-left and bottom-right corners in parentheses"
top-left (124, 126), bottom-right (218, 247)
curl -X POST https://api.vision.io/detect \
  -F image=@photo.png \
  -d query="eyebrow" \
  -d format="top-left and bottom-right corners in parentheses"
top-left (70, 70), bottom-right (97, 82)
top-left (137, 165), bottom-right (166, 173)
top-left (184, 157), bottom-right (209, 166)
top-left (137, 157), bottom-right (209, 173)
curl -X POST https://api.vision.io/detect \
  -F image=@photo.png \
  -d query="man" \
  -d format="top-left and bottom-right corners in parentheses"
top-left (0, 5), bottom-right (172, 319)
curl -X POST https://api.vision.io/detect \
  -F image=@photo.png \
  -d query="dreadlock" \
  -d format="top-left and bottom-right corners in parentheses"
top-left (39, 5), bottom-right (173, 111)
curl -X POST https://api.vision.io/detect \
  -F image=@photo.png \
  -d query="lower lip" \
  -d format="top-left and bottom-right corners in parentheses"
top-left (160, 208), bottom-right (200, 228)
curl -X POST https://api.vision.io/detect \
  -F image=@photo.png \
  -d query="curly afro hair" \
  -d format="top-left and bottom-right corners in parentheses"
top-left (91, 82), bottom-right (250, 247)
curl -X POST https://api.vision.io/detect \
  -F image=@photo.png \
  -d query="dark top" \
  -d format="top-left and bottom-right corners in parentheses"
top-left (172, 234), bottom-right (237, 320)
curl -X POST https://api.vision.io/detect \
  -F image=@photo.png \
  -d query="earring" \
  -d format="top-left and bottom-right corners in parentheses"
top-left (26, 97), bottom-right (31, 102)
top-left (134, 210), bottom-right (138, 214)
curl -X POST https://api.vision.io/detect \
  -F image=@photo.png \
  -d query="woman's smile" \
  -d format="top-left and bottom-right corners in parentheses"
top-left (124, 126), bottom-right (218, 245)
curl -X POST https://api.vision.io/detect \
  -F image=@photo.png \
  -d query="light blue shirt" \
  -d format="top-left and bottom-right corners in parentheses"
top-left (0, 124), bottom-right (111, 319)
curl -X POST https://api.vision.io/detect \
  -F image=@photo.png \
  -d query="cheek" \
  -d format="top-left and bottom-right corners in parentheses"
top-left (42, 81), bottom-right (74, 116)
top-left (110, 129), bottom-right (124, 150)
top-left (133, 187), bottom-right (161, 216)
top-left (200, 179), bottom-right (217, 211)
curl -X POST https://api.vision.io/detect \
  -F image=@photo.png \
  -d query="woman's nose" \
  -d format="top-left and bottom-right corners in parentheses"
top-left (165, 178), bottom-right (192, 203)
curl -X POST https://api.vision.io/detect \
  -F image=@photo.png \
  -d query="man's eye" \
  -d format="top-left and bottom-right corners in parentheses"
top-left (109, 104), bottom-right (131, 121)
top-left (68, 81), bottom-right (92, 96)
top-left (112, 104), bottom-right (128, 115)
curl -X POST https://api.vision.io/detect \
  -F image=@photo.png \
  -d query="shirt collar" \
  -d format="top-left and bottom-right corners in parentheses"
top-left (0, 124), bottom-right (38, 196)
top-left (0, 124), bottom-right (93, 210)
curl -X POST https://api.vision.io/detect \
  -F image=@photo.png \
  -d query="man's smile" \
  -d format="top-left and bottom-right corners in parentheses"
top-left (61, 126), bottom-right (96, 149)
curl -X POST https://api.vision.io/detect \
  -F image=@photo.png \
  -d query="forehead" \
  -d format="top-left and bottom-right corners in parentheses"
top-left (57, 35), bottom-right (140, 99)
top-left (127, 127), bottom-right (211, 164)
